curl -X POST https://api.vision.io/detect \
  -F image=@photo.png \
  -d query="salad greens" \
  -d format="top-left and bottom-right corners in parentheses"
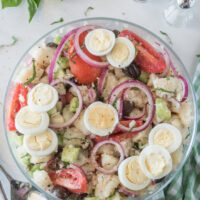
top-left (51, 17), bottom-right (64, 25)
top-left (1, 0), bottom-right (41, 22)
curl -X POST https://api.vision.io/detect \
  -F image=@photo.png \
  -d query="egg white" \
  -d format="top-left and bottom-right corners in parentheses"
top-left (106, 37), bottom-right (135, 68)
top-left (28, 83), bottom-right (58, 112)
top-left (83, 102), bottom-right (119, 136)
top-left (118, 156), bottom-right (151, 191)
top-left (139, 145), bottom-right (172, 180)
top-left (23, 128), bottom-right (58, 156)
top-left (148, 123), bottom-right (182, 153)
top-left (85, 28), bottom-right (116, 56)
top-left (15, 106), bottom-right (49, 136)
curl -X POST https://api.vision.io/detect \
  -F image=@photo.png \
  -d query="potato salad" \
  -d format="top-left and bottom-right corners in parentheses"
top-left (7, 25), bottom-right (192, 200)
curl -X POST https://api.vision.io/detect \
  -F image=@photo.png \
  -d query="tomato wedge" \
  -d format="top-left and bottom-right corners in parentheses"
top-left (94, 119), bottom-right (143, 143)
top-left (49, 169), bottom-right (88, 194)
top-left (68, 32), bottom-right (102, 84)
top-left (119, 30), bottom-right (166, 73)
top-left (7, 83), bottom-right (28, 131)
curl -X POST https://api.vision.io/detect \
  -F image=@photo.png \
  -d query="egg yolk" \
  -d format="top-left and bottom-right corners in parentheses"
top-left (89, 29), bottom-right (112, 53)
top-left (26, 130), bottom-right (52, 151)
top-left (32, 86), bottom-right (54, 106)
top-left (18, 109), bottom-right (42, 128)
top-left (88, 105), bottom-right (115, 129)
top-left (153, 128), bottom-right (174, 148)
top-left (126, 158), bottom-right (149, 185)
top-left (111, 42), bottom-right (129, 64)
top-left (145, 153), bottom-right (166, 176)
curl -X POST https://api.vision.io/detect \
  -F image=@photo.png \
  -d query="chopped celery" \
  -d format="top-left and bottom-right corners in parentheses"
top-left (54, 36), bottom-right (62, 45)
top-left (61, 146), bottom-right (80, 163)
top-left (138, 71), bottom-right (149, 84)
top-left (55, 68), bottom-right (65, 79)
top-left (69, 97), bottom-right (79, 113)
top-left (13, 134), bottom-right (23, 146)
top-left (30, 164), bottom-right (41, 176)
top-left (57, 57), bottom-right (69, 69)
top-left (156, 98), bottom-right (171, 122)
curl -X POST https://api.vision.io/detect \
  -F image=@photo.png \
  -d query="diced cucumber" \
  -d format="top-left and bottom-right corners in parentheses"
top-left (138, 71), bottom-right (149, 84)
top-left (55, 68), bottom-right (65, 79)
top-left (69, 97), bottom-right (79, 113)
top-left (61, 146), bottom-right (80, 163)
top-left (57, 134), bottom-right (64, 146)
top-left (84, 198), bottom-right (99, 200)
top-left (13, 134), bottom-right (23, 146)
top-left (21, 153), bottom-right (31, 166)
top-left (156, 98), bottom-right (171, 122)
top-left (57, 57), bottom-right (69, 69)
top-left (54, 36), bottom-right (62, 45)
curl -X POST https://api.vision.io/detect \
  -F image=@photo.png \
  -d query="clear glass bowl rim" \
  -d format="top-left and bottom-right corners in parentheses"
top-left (3, 17), bottom-right (198, 200)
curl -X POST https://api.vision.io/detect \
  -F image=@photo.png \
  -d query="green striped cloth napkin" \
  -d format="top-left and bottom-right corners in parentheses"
top-left (152, 64), bottom-right (200, 200)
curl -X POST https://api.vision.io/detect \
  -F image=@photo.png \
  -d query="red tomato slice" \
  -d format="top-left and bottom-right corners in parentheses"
top-left (7, 84), bottom-right (28, 131)
top-left (119, 30), bottom-right (166, 73)
top-left (94, 119), bottom-right (143, 143)
top-left (49, 169), bottom-right (88, 194)
top-left (68, 32), bottom-right (102, 84)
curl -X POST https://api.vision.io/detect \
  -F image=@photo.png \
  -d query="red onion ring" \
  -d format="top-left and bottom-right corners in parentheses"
top-left (74, 26), bottom-right (109, 68)
top-left (118, 187), bottom-right (138, 198)
top-left (63, 51), bottom-right (69, 58)
top-left (88, 88), bottom-right (96, 104)
top-left (48, 28), bottom-right (79, 83)
top-left (108, 80), bottom-right (155, 134)
top-left (90, 139), bottom-right (125, 174)
top-left (98, 68), bottom-right (109, 94)
top-left (179, 75), bottom-right (189, 102)
top-left (49, 78), bottom-right (83, 129)
top-left (69, 164), bottom-right (88, 181)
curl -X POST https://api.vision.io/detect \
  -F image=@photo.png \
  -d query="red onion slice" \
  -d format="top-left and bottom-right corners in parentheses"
top-left (48, 28), bottom-right (79, 83)
top-left (88, 88), bottom-right (96, 104)
top-left (118, 187), bottom-right (138, 198)
top-left (59, 95), bottom-right (67, 106)
top-left (179, 75), bottom-right (189, 102)
top-left (90, 139), bottom-right (125, 174)
top-left (98, 68), bottom-right (108, 94)
top-left (108, 80), bottom-right (155, 134)
top-left (63, 51), bottom-right (69, 58)
top-left (49, 78), bottom-right (83, 129)
top-left (74, 26), bottom-right (109, 68)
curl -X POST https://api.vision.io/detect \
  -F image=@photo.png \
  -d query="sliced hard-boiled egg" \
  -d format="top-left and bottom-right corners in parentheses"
top-left (139, 145), bottom-right (172, 180)
top-left (149, 123), bottom-right (182, 153)
top-left (28, 83), bottom-right (58, 112)
top-left (106, 37), bottom-right (135, 68)
top-left (84, 102), bottom-right (119, 136)
top-left (118, 156), bottom-right (151, 191)
top-left (15, 106), bottom-right (49, 135)
top-left (24, 128), bottom-right (58, 156)
top-left (85, 28), bottom-right (116, 56)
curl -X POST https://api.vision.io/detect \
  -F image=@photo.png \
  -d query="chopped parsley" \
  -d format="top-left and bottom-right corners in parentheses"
top-left (160, 31), bottom-right (173, 45)
top-left (50, 17), bottom-right (64, 25)
top-left (84, 6), bottom-right (94, 16)
top-left (0, 36), bottom-right (18, 49)
top-left (155, 88), bottom-right (175, 94)
top-left (24, 60), bottom-right (36, 86)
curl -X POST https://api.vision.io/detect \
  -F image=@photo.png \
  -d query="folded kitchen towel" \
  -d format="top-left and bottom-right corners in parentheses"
top-left (153, 64), bottom-right (200, 200)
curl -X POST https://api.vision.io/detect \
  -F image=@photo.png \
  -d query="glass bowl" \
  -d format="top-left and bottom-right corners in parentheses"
top-left (3, 17), bottom-right (197, 200)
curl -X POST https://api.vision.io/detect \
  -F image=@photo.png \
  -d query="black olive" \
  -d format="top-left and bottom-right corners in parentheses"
top-left (52, 186), bottom-right (70, 199)
top-left (112, 29), bottom-right (120, 37)
top-left (46, 42), bottom-right (58, 48)
top-left (123, 100), bottom-right (135, 116)
top-left (16, 131), bottom-right (23, 136)
top-left (66, 193), bottom-right (87, 200)
top-left (122, 63), bottom-right (141, 79)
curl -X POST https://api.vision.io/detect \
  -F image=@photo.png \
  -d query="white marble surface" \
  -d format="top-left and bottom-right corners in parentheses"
top-left (0, 0), bottom-right (200, 196)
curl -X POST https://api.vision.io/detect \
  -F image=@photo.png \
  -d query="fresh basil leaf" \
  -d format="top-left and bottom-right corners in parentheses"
top-left (160, 31), bottom-right (173, 45)
top-left (50, 17), bottom-right (64, 25)
top-left (0, 36), bottom-right (18, 48)
top-left (27, 0), bottom-right (40, 23)
top-left (1, 0), bottom-right (22, 8)
top-left (84, 6), bottom-right (94, 16)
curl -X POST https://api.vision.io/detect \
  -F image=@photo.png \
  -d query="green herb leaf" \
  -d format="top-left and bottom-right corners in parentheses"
top-left (24, 60), bottom-right (36, 86)
top-left (197, 54), bottom-right (200, 63)
top-left (160, 31), bottom-right (173, 45)
top-left (185, 133), bottom-right (190, 140)
top-left (51, 17), bottom-right (64, 25)
top-left (0, 36), bottom-right (18, 49)
top-left (27, 0), bottom-right (41, 23)
top-left (155, 88), bottom-right (175, 94)
top-left (1, 0), bottom-right (22, 8)
top-left (84, 6), bottom-right (94, 16)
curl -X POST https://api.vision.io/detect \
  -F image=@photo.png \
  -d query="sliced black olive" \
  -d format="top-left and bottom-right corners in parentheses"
top-left (46, 42), bottom-right (58, 48)
top-left (123, 100), bottom-right (135, 116)
top-left (122, 62), bottom-right (141, 79)
top-left (112, 29), bottom-right (120, 37)
top-left (52, 186), bottom-right (70, 199)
